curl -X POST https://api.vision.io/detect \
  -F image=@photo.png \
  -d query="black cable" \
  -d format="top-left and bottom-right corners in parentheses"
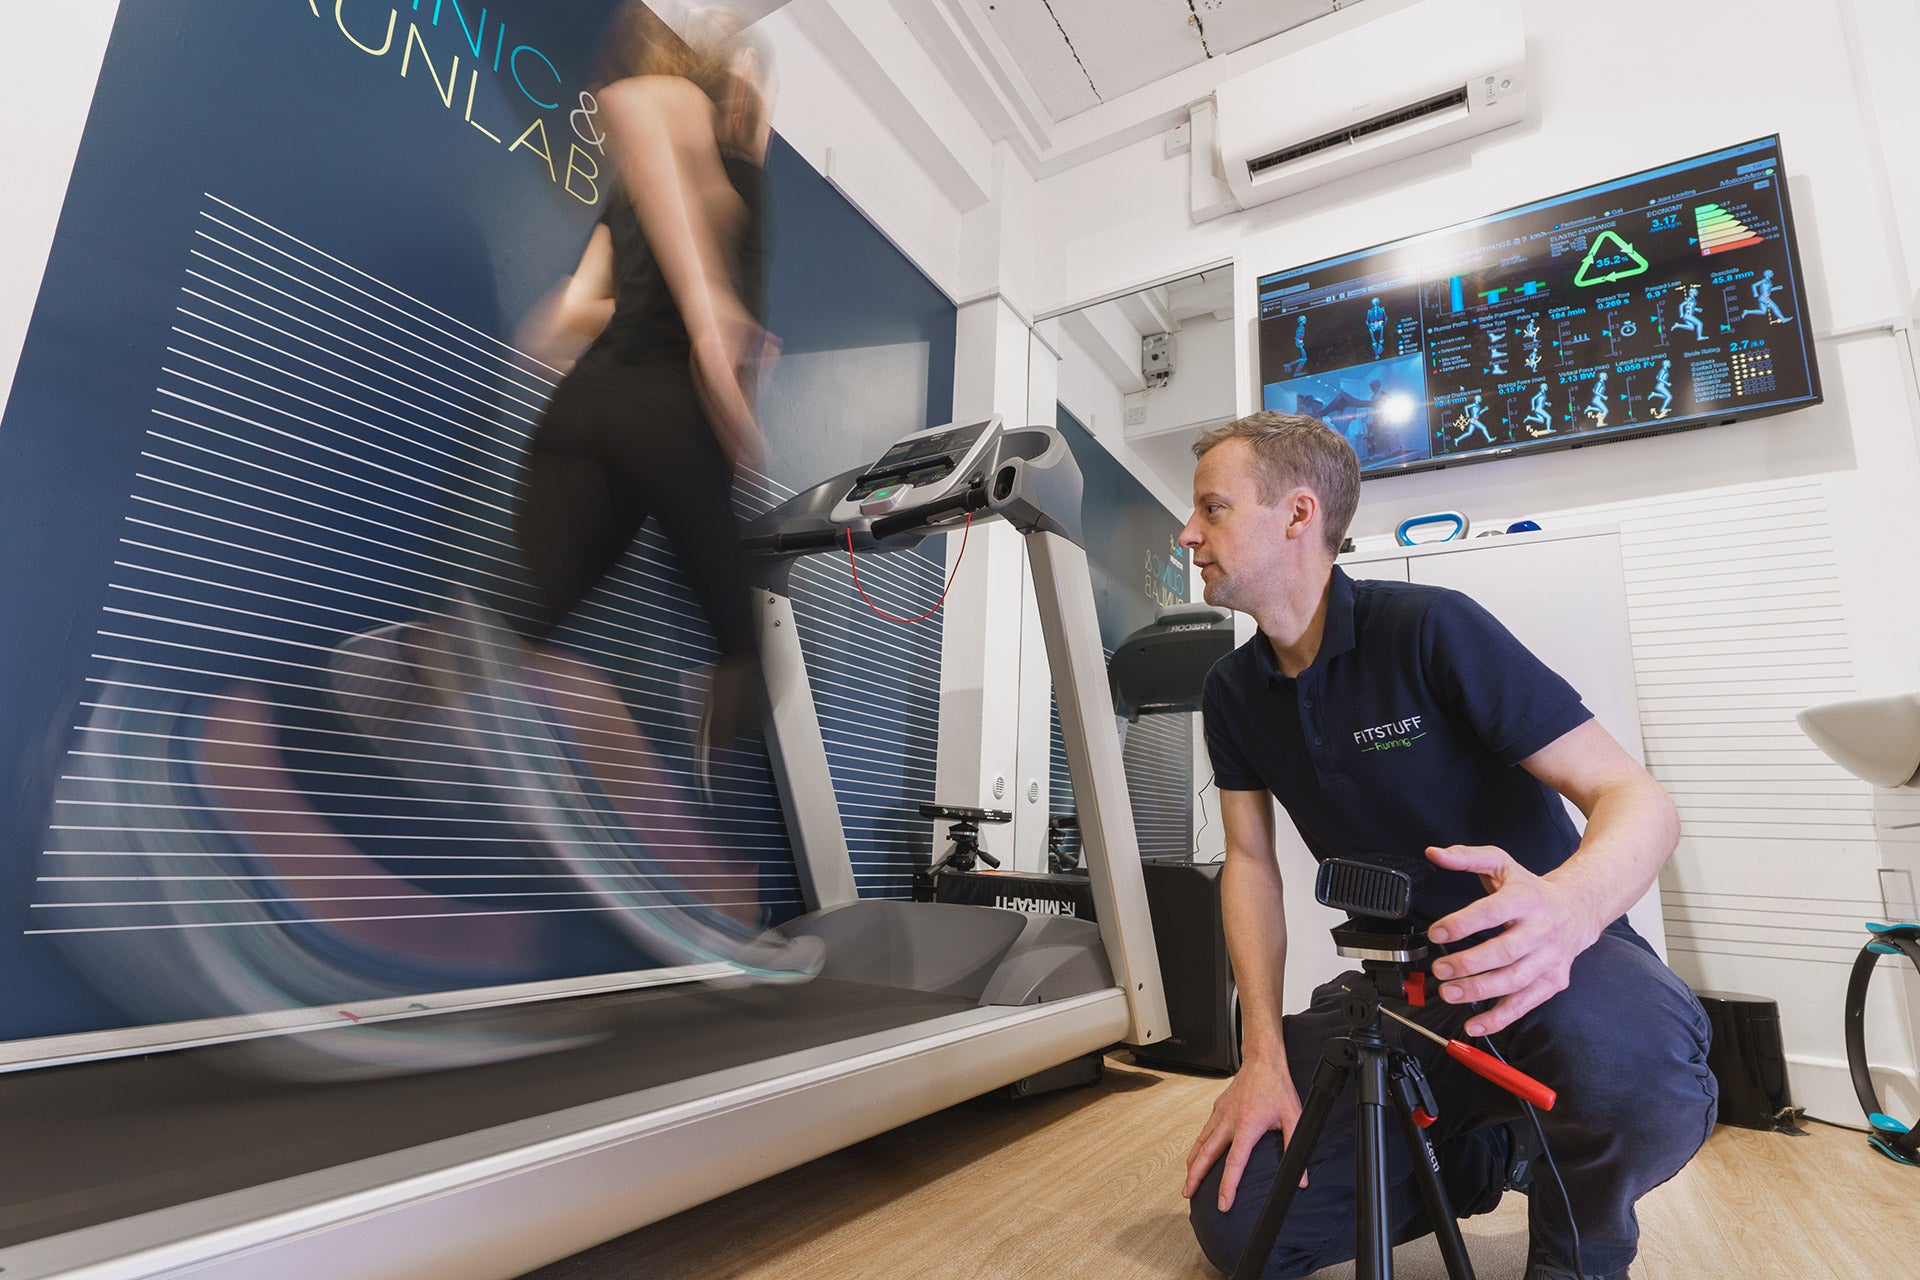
top-left (1195, 769), bottom-right (1218, 859)
top-left (1428, 937), bottom-right (1587, 1278)
top-left (1476, 1033), bottom-right (1585, 1280)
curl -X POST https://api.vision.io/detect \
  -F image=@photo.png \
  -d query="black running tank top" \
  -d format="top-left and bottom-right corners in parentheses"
top-left (575, 150), bottom-right (768, 374)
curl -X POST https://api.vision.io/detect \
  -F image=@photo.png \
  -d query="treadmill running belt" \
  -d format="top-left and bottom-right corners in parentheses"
top-left (0, 978), bottom-right (976, 1248)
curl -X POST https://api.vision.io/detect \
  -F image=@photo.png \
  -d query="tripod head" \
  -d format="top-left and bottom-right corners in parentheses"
top-left (1320, 861), bottom-right (1558, 1115)
top-left (911, 803), bottom-right (1011, 900)
top-left (917, 802), bottom-right (1010, 874)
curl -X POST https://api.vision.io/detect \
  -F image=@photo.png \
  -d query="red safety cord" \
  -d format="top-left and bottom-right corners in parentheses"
top-left (845, 512), bottom-right (973, 623)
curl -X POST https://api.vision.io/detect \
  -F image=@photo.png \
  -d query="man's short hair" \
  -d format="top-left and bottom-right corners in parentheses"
top-left (1192, 412), bottom-right (1361, 555)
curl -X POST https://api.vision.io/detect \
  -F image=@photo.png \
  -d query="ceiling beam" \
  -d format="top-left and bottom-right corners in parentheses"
top-left (787, 0), bottom-right (997, 210)
top-left (1117, 287), bottom-right (1175, 336)
top-left (1060, 304), bottom-right (1146, 394)
top-left (885, 0), bottom-right (1059, 163)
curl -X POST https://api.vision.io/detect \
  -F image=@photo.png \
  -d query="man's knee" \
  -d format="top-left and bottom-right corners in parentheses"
top-left (1514, 946), bottom-right (1717, 1167)
top-left (1187, 1177), bottom-right (1246, 1277)
top-left (1187, 1157), bottom-right (1341, 1280)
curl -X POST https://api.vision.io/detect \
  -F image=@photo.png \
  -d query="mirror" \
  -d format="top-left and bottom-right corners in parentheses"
top-left (1025, 265), bottom-right (1238, 867)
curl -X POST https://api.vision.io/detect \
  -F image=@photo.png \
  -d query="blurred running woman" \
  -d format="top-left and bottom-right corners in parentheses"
top-left (517, 3), bottom-right (775, 773)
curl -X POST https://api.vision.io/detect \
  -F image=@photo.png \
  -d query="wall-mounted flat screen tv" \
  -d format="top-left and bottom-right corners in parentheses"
top-left (1256, 136), bottom-right (1822, 480)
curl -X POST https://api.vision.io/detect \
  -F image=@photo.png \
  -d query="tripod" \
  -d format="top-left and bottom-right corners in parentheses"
top-left (1230, 933), bottom-right (1478, 1280)
top-left (1230, 859), bottom-right (1562, 1279)
top-left (910, 803), bottom-right (1010, 901)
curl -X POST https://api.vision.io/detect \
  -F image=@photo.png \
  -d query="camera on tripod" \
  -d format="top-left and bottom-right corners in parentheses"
top-left (910, 803), bottom-right (1009, 902)
top-left (1319, 857), bottom-right (1433, 979)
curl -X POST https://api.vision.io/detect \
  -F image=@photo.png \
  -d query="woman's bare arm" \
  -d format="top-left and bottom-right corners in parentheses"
top-left (597, 73), bottom-right (761, 463)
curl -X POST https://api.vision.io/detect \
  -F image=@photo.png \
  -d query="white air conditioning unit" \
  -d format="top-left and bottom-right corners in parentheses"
top-left (1206, 0), bottom-right (1526, 214)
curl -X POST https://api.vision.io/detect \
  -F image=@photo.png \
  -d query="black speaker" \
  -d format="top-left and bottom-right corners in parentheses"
top-left (1133, 858), bottom-right (1239, 1074)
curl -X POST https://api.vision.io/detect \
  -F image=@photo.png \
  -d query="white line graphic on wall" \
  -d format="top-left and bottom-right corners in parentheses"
top-left (34, 193), bottom-right (948, 951)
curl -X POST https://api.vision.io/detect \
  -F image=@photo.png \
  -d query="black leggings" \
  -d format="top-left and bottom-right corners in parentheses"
top-left (513, 367), bottom-right (756, 660)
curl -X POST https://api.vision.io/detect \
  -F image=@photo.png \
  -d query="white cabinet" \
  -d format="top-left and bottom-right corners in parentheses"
top-left (1257, 527), bottom-right (1663, 1016)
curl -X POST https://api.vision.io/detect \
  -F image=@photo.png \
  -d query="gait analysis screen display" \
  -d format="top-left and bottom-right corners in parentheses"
top-left (1256, 136), bottom-right (1822, 480)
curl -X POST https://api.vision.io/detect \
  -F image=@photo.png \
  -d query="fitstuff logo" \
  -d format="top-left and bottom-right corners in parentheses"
top-left (303, 0), bottom-right (611, 205)
top-left (1354, 715), bottom-right (1426, 754)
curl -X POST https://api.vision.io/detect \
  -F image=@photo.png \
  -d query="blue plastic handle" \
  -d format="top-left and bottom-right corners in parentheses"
top-left (1396, 511), bottom-right (1469, 546)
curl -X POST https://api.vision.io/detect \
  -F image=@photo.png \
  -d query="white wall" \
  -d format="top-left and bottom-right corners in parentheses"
top-left (1028, 0), bottom-right (1920, 1123)
top-left (0, 0), bottom-right (118, 424)
top-left (758, 2), bottom-right (977, 300)
top-left (1123, 312), bottom-right (1236, 497)
top-left (1054, 321), bottom-right (1128, 440)
top-left (1845, 0), bottom-right (1920, 311)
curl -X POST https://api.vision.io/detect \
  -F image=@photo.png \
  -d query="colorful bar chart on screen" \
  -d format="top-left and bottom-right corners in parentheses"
top-left (1695, 202), bottom-right (1765, 255)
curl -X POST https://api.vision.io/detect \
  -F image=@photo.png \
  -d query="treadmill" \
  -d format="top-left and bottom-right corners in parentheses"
top-left (0, 418), bottom-right (1169, 1280)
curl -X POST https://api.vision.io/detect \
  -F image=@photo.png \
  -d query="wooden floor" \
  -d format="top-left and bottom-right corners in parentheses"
top-left (522, 1054), bottom-right (1919, 1280)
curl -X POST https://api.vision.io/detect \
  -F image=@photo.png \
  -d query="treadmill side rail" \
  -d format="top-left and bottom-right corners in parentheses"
top-left (755, 590), bottom-right (861, 910)
top-left (1024, 530), bottom-right (1171, 1046)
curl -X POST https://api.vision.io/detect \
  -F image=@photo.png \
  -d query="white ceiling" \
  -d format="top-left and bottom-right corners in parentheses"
top-left (981, 0), bottom-right (1338, 121)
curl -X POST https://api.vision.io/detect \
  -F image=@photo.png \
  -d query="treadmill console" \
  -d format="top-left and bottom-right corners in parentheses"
top-left (832, 419), bottom-right (1001, 524)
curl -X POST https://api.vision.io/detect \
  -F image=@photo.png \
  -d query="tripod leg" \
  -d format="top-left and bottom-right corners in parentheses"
top-left (1389, 1068), bottom-right (1477, 1280)
top-left (1355, 1049), bottom-right (1393, 1280)
top-left (1229, 1050), bottom-right (1351, 1280)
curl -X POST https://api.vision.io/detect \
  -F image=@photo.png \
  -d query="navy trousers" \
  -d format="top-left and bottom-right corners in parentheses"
top-left (1189, 924), bottom-right (1717, 1278)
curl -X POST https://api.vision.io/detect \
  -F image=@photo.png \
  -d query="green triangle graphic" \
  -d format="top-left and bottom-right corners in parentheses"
top-left (1574, 230), bottom-right (1651, 287)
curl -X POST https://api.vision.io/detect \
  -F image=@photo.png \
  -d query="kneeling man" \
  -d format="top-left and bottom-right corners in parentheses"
top-left (1180, 412), bottom-right (1715, 1280)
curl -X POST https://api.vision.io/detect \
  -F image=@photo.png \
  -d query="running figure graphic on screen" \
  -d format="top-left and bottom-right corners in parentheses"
top-left (1283, 314), bottom-right (1309, 375)
top-left (1649, 359), bottom-right (1674, 419)
top-left (1584, 370), bottom-right (1610, 428)
top-left (1453, 393), bottom-right (1493, 446)
top-left (1523, 382), bottom-right (1554, 437)
top-left (1739, 269), bottom-right (1793, 324)
top-left (1366, 297), bottom-right (1387, 358)
top-left (1671, 285), bottom-right (1706, 341)
top-left (1344, 378), bottom-right (1385, 454)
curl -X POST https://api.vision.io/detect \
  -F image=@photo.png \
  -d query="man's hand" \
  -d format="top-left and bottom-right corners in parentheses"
top-left (1423, 844), bottom-right (1605, 1037)
top-left (1183, 1055), bottom-right (1305, 1213)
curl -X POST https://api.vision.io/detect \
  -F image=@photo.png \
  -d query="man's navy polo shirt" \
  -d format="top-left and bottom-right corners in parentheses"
top-left (1201, 566), bottom-right (1594, 928)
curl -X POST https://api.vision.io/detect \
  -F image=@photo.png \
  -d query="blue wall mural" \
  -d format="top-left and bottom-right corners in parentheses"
top-left (0, 1), bottom-right (955, 1046)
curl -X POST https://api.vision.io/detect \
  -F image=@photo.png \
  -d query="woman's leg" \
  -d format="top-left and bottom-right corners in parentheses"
top-left (598, 382), bottom-right (767, 757)
top-left (514, 447), bottom-right (643, 641)
top-left (510, 385), bottom-right (763, 924)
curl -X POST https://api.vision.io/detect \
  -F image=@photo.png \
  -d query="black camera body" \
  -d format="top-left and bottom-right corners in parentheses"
top-left (1315, 857), bottom-right (1433, 976)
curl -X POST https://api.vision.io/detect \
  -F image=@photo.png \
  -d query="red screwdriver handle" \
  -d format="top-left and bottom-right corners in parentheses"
top-left (1447, 1042), bottom-right (1557, 1110)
